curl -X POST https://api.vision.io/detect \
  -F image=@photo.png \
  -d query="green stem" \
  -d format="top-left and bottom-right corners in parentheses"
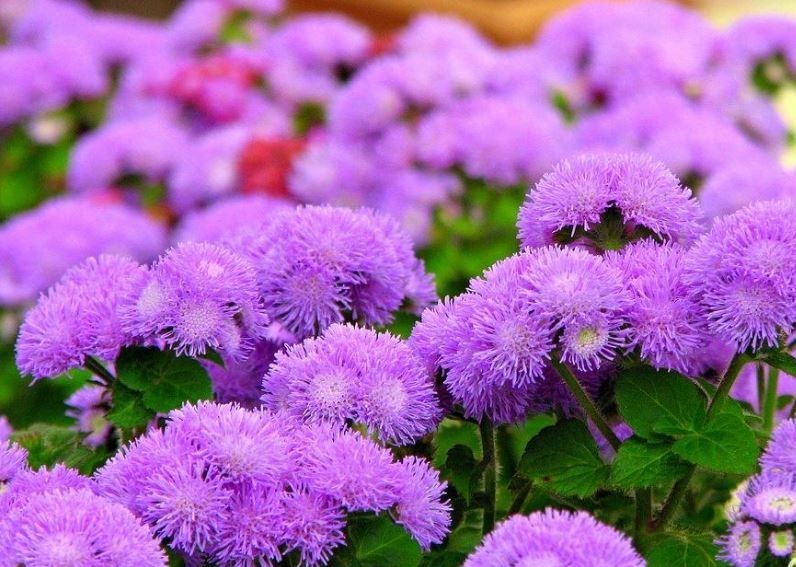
top-left (508, 480), bottom-right (532, 516)
top-left (84, 356), bottom-right (116, 384)
top-left (653, 352), bottom-right (750, 530)
top-left (479, 418), bottom-right (497, 535)
top-left (756, 363), bottom-right (766, 413)
top-left (763, 368), bottom-right (780, 434)
top-left (635, 488), bottom-right (653, 538)
top-left (551, 358), bottom-right (621, 450)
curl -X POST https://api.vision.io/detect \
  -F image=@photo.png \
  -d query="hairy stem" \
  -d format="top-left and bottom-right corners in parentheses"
top-left (763, 367), bottom-right (780, 434)
top-left (84, 356), bottom-right (116, 385)
top-left (552, 358), bottom-right (621, 450)
top-left (479, 418), bottom-right (497, 535)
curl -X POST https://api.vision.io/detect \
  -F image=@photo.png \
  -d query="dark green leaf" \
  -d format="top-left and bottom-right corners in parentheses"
top-left (116, 347), bottom-right (213, 413)
top-left (11, 424), bottom-right (108, 474)
top-left (518, 419), bottom-right (609, 498)
top-left (646, 533), bottom-right (718, 567)
top-left (672, 413), bottom-right (760, 474)
top-left (346, 514), bottom-right (421, 567)
top-left (107, 382), bottom-right (156, 429)
top-left (610, 438), bottom-right (690, 488)
top-left (433, 418), bottom-right (481, 468)
top-left (442, 444), bottom-right (478, 505)
top-left (615, 367), bottom-right (706, 438)
top-left (766, 351), bottom-right (796, 376)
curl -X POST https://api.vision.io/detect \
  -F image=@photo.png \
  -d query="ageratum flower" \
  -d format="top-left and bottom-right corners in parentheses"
top-left (464, 509), bottom-right (644, 567)
top-left (769, 530), bottom-right (794, 557)
top-left (607, 240), bottom-right (711, 373)
top-left (0, 442), bottom-right (27, 488)
top-left (742, 471), bottom-right (796, 526)
top-left (205, 339), bottom-right (282, 407)
top-left (66, 384), bottom-right (112, 448)
top-left (684, 200), bottom-right (796, 352)
top-left (246, 206), bottom-right (435, 340)
top-left (16, 255), bottom-right (145, 380)
top-left (0, 197), bottom-right (166, 306)
top-left (0, 464), bottom-right (94, 517)
top-left (391, 456), bottom-right (452, 550)
top-left (1, 489), bottom-right (167, 567)
top-left (717, 520), bottom-right (762, 567)
top-left (517, 153), bottom-right (702, 250)
top-left (0, 417), bottom-right (11, 442)
top-left (280, 490), bottom-right (346, 566)
top-left (761, 419), bottom-right (796, 473)
top-left (263, 324), bottom-right (441, 445)
top-left (120, 241), bottom-right (268, 358)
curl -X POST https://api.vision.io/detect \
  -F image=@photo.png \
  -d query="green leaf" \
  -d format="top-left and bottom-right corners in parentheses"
top-left (615, 367), bottom-right (706, 438)
top-left (442, 444), bottom-right (479, 505)
top-left (433, 418), bottom-right (481, 468)
top-left (518, 419), bottom-right (609, 498)
top-left (107, 382), bottom-right (156, 429)
top-left (766, 351), bottom-right (796, 376)
top-left (11, 424), bottom-right (108, 474)
top-left (646, 533), bottom-right (718, 567)
top-left (672, 413), bottom-right (760, 474)
top-left (346, 514), bottom-right (421, 567)
top-left (610, 438), bottom-right (690, 488)
top-left (115, 347), bottom-right (213, 413)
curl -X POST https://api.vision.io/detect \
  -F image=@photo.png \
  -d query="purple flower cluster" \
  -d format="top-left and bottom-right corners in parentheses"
top-left (94, 401), bottom-right (451, 564)
top-left (263, 324), bottom-right (441, 444)
top-left (718, 419), bottom-right (796, 566)
top-left (0, 443), bottom-right (166, 567)
top-left (464, 509), bottom-right (644, 567)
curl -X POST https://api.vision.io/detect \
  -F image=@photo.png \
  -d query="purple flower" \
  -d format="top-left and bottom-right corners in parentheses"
top-left (246, 205), bottom-right (435, 340)
top-left (517, 153), bottom-right (702, 250)
top-left (684, 199), bottom-right (796, 352)
top-left (607, 241), bottom-right (710, 372)
top-left (717, 520), bottom-right (762, 567)
top-left (769, 529), bottom-right (794, 557)
top-left (280, 490), bottom-right (346, 565)
top-left (0, 417), bottom-right (11, 442)
top-left (68, 114), bottom-right (189, 194)
top-left (742, 471), bottom-right (796, 525)
top-left (3, 488), bottom-right (167, 567)
top-left (0, 464), bottom-right (93, 516)
top-left (724, 16), bottom-right (796, 81)
top-left (66, 385), bottom-right (112, 448)
top-left (16, 255), bottom-right (145, 380)
top-left (0, 197), bottom-right (166, 306)
top-left (120, 242), bottom-right (268, 358)
top-left (391, 456), bottom-right (452, 550)
top-left (173, 195), bottom-right (292, 244)
top-left (0, 442), bottom-right (27, 488)
top-left (263, 324), bottom-right (441, 445)
top-left (205, 339), bottom-right (281, 407)
top-left (761, 419), bottom-right (796, 473)
top-left (464, 509), bottom-right (644, 567)
top-left (699, 160), bottom-right (796, 220)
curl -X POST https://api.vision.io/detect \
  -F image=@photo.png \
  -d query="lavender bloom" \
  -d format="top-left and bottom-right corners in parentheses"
top-left (717, 520), bottom-right (762, 567)
top-left (724, 16), bottom-right (796, 86)
top-left (0, 465), bottom-right (94, 517)
top-left (173, 195), bottom-right (292, 244)
top-left (280, 490), bottom-right (346, 565)
top-left (205, 339), bottom-right (281, 407)
top-left (517, 153), bottom-right (702, 250)
top-left (246, 206), bottom-right (435, 340)
top-left (699, 160), bottom-right (796, 220)
top-left (120, 242), bottom-right (268, 358)
top-left (68, 115), bottom-right (189, 194)
top-left (742, 471), bottom-right (796, 526)
top-left (0, 442), bottom-right (27, 488)
top-left (684, 200), bottom-right (796, 352)
top-left (769, 529), bottom-right (794, 557)
top-left (463, 509), bottom-right (645, 567)
top-left (16, 255), bottom-right (145, 380)
top-left (0, 417), bottom-right (12, 442)
top-left (607, 241), bottom-right (711, 373)
top-left (762, 419), bottom-right (796, 473)
top-left (2, 488), bottom-right (167, 567)
top-left (0, 196), bottom-right (166, 306)
top-left (263, 324), bottom-right (441, 445)
top-left (66, 385), bottom-right (112, 448)
top-left (391, 456), bottom-right (452, 550)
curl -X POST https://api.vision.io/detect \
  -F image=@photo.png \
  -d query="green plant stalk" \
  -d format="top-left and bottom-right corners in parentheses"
top-left (635, 488), bottom-right (653, 538)
top-left (84, 356), bottom-right (116, 385)
top-left (479, 418), bottom-right (497, 535)
top-left (551, 358), bottom-right (621, 450)
top-left (508, 480), bottom-right (532, 516)
top-left (653, 352), bottom-right (750, 530)
top-left (763, 367), bottom-right (780, 434)
top-left (756, 363), bottom-right (766, 414)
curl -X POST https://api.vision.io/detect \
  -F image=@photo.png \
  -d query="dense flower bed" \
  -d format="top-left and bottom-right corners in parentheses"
top-left (2, 0), bottom-right (796, 566)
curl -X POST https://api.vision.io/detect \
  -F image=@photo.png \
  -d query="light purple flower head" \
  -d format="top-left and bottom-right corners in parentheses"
top-left (770, 529), bottom-right (794, 557)
top-left (0, 196), bottom-right (166, 306)
top-left (464, 509), bottom-right (645, 567)
top-left (607, 241), bottom-right (711, 373)
top-left (742, 471), bottom-right (796, 526)
top-left (263, 324), bottom-right (441, 445)
top-left (205, 339), bottom-right (281, 407)
top-left (390, 456), bottom-right (452, 550)
top-left (724, 16), bottom-right (796, 82)
top-left (0, 442), bottom-right (27, 488)
top-left (518, 153), bottom-right (702, 250)
top-left (280, 490), bottom-right (345, 565)
top-left (66, 384), bottom-right (112, 448)
top-left (699, 160), bottom-right (796, 220)
top-left (684, 199), bottom-right (796, 353)
top-left (0, 417), bottom-right (11, 442)
top-left (16, 255), bottom-right (145, 380)
top-left (762, 419), bottom-right (796, 473)
top-left (2, 488), bottom-right (167, 567)
top-left (245, 205), bottom-right (435, 340)
top-left (68, 114), bottom-right (189, 194)
top-left (173, 194), bottom-right (292, 244)
top-left (717, 520), bottom-right (762, 567)
top-left (120, 241), bottom-right (268, 358)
